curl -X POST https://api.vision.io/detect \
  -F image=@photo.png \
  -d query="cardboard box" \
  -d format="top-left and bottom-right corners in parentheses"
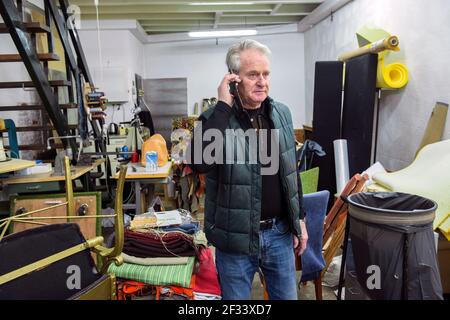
top-left (438, 237), bottom-right (450, 294)
top-left (15, 163), bottom-right (52, 176)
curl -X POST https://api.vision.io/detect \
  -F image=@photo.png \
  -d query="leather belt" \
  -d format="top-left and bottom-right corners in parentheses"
top-left (259, 218), bottom-right (276, 231)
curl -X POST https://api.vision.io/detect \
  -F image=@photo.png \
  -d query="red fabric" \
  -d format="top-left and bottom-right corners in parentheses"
top-left (193, 247), bottom-right (221, 296)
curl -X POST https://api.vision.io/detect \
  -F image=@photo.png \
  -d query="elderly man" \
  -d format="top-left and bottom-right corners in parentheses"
top-left (188, 39), bottom-right (307, 300)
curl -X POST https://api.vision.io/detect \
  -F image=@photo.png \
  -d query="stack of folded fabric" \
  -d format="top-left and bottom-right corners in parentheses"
top-left (123, 229), bottom-right (199, 258)
top-left (108, 209), bottom-right (221, 300)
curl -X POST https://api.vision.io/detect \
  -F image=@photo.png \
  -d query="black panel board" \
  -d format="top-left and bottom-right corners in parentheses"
top-left (342, 54), bottom-right (378, 176)
top-left (311, 61), bottom-right (344, 197)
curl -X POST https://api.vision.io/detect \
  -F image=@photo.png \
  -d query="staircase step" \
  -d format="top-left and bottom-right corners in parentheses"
top-left (0, 103), bottom-right (77, 111)
top-left (0, 125), bottom-right (77, 133)
top-left (0, 80), bottom-right (71, 89)
top-left (0, 22), bottom-right (51, 34)
top-left (0, 53), bottom-right (60, 62)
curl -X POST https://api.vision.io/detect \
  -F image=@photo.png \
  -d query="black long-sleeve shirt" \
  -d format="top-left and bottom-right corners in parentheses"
top-left (187, 100), bottom-right (304, 220)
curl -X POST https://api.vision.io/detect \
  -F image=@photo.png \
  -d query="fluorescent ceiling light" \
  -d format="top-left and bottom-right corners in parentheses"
top-left (188, 29), bottom-right (258, 38)
top-left (190, 2), bottom-right (255, 5)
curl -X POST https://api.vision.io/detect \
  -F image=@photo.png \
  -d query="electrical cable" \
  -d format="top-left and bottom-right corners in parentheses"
top-left (94, 0), bottom-right (104, 86)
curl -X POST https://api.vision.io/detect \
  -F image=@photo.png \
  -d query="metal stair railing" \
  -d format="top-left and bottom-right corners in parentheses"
top-left (0, 0), bottom-right (78, 155)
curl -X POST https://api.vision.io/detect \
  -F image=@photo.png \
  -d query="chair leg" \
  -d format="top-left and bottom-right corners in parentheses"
top-left (263, 287), bottom-right (269, 300)
top-left (314, 275), bottom-right (323, 300)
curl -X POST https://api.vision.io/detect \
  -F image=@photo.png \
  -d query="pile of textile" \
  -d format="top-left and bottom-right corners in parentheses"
top-left (108, 209), bottom-right (221, 300)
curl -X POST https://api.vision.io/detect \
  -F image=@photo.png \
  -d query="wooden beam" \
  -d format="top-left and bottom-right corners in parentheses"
top-left (220, 15), bottom-right (302, 24)
top-left (0, 104), bottom-right (76, 111)
top-left (72, 0), bottom-right (324, 5)
top-left (0, 53), bottom-right (60, 62)
top-left (0, 22), bottom-right (50, 33)
top-left (110, 13), bottom-right (214, 20)
top-left (0, 80), bottom-right (71, 89)
top-left (77, 4), bottom-right (274, 14)
top-left (271, 3), bottom-right (283, 15)
top-left (214, 11), bottom-right (222, 29)
top-left (139, 20), bottom-right (213, 26)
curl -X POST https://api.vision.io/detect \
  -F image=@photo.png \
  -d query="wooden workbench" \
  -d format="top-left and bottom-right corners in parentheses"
top-left (0, 159), bottom-right (35, 175)
top-left (1, 159), bottom-right (104, 185)
top-left (114, 161), bottom-right (173, 215)
top-left (113, 161), bottom-right (172, 180)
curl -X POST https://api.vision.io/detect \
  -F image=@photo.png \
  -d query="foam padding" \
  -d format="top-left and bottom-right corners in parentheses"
top-left (416, 102), bottom-right (449, 156)
top-left (300, 167), bottom-right (319, 195)
top-left (311, 61), bottom-right (344, 198)
top-left (376, 52), bottom-right (409, 89)
top-left (373, 140), bottom-right (450, 240)
top-left (342, 54), bottom-right (378, 176)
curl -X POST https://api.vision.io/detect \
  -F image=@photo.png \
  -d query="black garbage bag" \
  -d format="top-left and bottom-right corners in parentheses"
top-left (346, 192), bottom-right (443, 300)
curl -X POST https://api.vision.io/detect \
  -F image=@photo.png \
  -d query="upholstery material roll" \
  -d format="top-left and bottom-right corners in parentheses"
top-left (339, 35), bottom-right (409, 89)
top-left (338, 36), bottom-right (399, 62)
top-left (376, 52), bottom-right (409, 89)
top-left (333, 139), bottom-right (350, 195)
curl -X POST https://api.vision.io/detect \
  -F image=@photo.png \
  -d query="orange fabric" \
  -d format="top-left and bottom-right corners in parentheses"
top-left (117, 281), bottom-right (155, 300)
top-left (155, 274), bottom-right (196, 300)
top-left (141, 133), bottom-right (169, 167)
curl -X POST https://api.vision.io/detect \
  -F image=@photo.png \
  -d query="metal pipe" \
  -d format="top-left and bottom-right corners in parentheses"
top-left (64, 156), bottom-right (74, 217)
top-left (47, 135), bottom-right (83, 162)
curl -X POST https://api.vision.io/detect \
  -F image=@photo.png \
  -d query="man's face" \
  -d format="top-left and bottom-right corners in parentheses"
top-left (237, 49), bottom-right (270, 109)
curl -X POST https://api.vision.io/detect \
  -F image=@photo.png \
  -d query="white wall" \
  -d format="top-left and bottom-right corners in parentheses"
top-left (145, 32), bottom-right (306, 128)
top-left (304, 0), bottom-right (450, 170)
top-left (0, 33), bottom-right (43, 159)
top-left (78, 29), bottom-right (145, 124)
top-left (0, 35), bottom-right (35, 106)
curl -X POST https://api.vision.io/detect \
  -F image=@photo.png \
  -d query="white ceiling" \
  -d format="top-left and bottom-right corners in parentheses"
top-left (71, 0), bottom-right (325, 35)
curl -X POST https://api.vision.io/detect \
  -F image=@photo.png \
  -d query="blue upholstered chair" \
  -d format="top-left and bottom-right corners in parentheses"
top-left (297, 190), bottom-right (330, 299)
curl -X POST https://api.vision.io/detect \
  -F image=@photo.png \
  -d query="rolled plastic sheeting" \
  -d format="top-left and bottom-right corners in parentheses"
top-left (338, 35), bottom-right (400, 62)
top-left (333, 139), bottom-right (350, 195)
top-left (376, 52), bottom-right (409, 89)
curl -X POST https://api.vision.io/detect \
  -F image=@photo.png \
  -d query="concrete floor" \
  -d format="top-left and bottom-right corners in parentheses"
top-left (250, 270), bottom-right (337, 300)
top-left (193, 210), bottom-right (337, 300)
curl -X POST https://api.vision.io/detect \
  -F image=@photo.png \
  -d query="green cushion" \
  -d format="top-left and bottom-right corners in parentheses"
top-left (300, 167), bottom-right (320, 195)
top-left (108, 256), bottom-right (195, 288)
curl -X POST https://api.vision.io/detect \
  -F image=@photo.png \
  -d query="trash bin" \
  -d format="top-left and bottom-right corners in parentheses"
top-left (346, 192), bottom-right (443, 300)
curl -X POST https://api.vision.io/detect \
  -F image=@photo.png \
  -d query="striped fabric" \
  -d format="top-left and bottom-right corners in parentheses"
top-left (108, 257), bottom-right (195, 288)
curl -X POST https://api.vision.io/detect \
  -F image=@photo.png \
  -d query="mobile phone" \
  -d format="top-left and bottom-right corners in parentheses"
top-left (229, 80), bottom-right (238, 96)
top-left (228, 67), bottom-right (243, 110)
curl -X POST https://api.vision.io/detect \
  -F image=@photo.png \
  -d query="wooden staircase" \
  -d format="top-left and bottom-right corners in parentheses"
top-left (0, 0), bottom-right (106, 158)
top-left (0, 22), bottom-right (50, 34)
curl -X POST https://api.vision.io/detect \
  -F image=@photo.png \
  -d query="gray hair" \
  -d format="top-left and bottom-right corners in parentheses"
top-left (226, 39), bottom-right (271, 73)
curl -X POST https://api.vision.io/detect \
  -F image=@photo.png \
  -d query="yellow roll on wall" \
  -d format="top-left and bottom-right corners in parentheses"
top-left (376, 52), bottom-right (409, 89)
top-left (339, 31), bottom-right (409, 90)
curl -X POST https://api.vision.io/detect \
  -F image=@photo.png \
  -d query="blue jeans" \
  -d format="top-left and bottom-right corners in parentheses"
top-left (215, 218), bottom-right (298, 300)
